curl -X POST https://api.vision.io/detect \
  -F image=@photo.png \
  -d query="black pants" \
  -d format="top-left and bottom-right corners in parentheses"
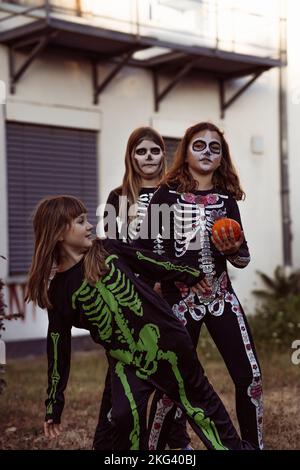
top-left (148, 391), bottom-right (190, 450)
top-left (91, 319), bottom-right (256, 450)
top-left (93, 368), bottom-right (190, 450)
top-left (93, 370), bottom-right (113, 450)
top-left (109, 360), bottom-right (155, 450)
top-left (149, 289), bottom-right (263, 450)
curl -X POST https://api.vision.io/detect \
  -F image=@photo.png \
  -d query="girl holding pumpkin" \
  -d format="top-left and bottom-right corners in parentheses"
top-left (135, 122), bottom-right (263, 450)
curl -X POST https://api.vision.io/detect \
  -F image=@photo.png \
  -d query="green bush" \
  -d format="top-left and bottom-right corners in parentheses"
top-left (253, 266), bottom-right (300, 299)
top-left (249, 294), bottom-right (300, 351)
top-left (0, 256), bottom-right (23, 394)
top-left (250, 267), bottom-right (300, 351)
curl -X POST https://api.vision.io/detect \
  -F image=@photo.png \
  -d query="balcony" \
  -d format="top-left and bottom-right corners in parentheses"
top-left (0, 0), bottom-right (284, 115)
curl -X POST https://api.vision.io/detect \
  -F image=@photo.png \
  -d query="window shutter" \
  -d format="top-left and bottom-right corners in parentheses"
top-left (164, 137), bottom-right (179, 167)
top-left (6, 122), bottom-right (98, 276)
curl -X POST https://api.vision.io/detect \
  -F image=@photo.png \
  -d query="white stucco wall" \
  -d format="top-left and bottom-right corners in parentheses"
top-left (0, 2), bottom-right (293, 341)
top-left (287, 0), bottom-right (300, 268)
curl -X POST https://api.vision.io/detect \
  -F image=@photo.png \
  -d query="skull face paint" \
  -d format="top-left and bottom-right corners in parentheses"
top-left (133, 139), bottom-right (163, 179)
top-left (187, 130), bottom-right (222, 175)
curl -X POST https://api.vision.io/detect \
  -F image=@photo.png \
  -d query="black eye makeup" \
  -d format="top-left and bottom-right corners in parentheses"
top-left (210, 142), bottom-right (221, 154)
top-left (192, 139), bottom-right (221, 154)
top-left (192, 140), bottom-right (206, 152)
top-left (135, 147), bottom-right (161, 156)
top-left (151, 147), bottom-right (161, 155)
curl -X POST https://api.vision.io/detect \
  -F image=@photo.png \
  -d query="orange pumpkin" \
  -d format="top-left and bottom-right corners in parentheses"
top-left (212, 218), bottom-right (241, 242)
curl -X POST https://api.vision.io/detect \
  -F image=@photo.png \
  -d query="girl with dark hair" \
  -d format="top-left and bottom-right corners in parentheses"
top-left (25, 195), bottom-right (254, 450)
top-left (134, 122), bottom-right (263, 450)
top-left (106, 126), bottom-right (166, 242)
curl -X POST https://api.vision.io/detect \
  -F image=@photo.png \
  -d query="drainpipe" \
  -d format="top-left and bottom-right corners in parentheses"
top-left (279, 2), bottom-right (292, 266)
top-left (44, 0), bottom-right (51, 23)
top-left (76, 1), bottom-right (82, 17)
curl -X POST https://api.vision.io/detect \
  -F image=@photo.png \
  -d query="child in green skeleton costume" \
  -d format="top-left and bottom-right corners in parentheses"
top-left (26, 195), bottom-right (254, 450)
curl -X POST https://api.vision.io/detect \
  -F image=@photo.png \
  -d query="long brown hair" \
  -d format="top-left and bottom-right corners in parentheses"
top-left (117, 127), bottom-right (166, 223)
top-left (26, 195), bottom-right (91, 309)
top-left (162, 122), bottom-right (245, 200)
top-left (84, 238), bottom-right (109, 286)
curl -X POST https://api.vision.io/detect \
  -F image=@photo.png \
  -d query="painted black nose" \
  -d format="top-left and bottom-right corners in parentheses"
top-left (146, 153), bottom-right (153, 160)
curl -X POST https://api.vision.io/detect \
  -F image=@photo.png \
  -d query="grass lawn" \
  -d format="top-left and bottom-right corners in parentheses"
top-left (0, 345), bottom-right (299, 450)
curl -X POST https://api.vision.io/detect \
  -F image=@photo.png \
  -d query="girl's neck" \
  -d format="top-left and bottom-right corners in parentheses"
top-left (140, 175), bottom-right (160, 188)
top-left (57, 248), bottom-right (84, 272)
top-left (188, 168), bottom-right (214, 191)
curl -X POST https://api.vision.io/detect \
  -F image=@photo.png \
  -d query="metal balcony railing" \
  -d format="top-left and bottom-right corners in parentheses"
top-left (0, 0), bottom-right (284, 60)
top-left (0, 0), bottom-right (285, 115)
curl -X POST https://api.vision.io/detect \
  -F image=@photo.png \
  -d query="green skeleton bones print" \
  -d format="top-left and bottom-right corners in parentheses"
top-left (71, 254), bottom-right (224, 449)
top-left (45, 238), bottom-right (254, 450)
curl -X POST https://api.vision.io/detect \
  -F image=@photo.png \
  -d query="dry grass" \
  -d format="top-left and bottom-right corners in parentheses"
top-left (0, 347), bottom-right (299, 450)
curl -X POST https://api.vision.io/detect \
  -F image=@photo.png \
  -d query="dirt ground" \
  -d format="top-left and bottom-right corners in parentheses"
top-left (0, 347), bottom-right (299, 450)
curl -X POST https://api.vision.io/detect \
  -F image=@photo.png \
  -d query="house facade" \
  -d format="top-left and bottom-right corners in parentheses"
top-left (0, 0), bottom-right (298, 350)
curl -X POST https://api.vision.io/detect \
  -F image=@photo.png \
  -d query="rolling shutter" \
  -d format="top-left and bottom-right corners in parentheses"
top-left (164, 137), bottom-right (179, 167)
top-left (6, 122), bottom-right (98, 276)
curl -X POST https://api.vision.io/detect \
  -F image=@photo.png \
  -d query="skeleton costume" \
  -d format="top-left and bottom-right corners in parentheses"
top-left (133, 184), bottom-right (263, 450)
top-left (45, 238), bottom-right (254, 450)
top-left (105, 187), bottom-right (156, 243)
top-left (93, 187), bottom-right (154, 450)
top-left (93, 188), bottom-right (190, 450)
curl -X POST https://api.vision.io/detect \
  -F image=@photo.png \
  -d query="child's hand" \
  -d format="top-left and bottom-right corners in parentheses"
top-left (174, 282), bottom-right (189, 297)
top-left (153, 282), bottom-right (162, 297)
top-left (175, 278), bottom-right (213, 297)
top-left (191, 277), bottom-right (212, 295)
top-left (212, 226), bottom-right (244, 255)
top-left (44, 419), bottom-right (62, 438)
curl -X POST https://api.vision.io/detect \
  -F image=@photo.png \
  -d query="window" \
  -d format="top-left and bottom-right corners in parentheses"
top-left (6, 122), bottom-right (98, 276)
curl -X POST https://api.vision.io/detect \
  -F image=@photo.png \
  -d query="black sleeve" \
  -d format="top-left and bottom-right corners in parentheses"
top-left (45, 288), bottom-right (72, 424)
top-left (109, 239), bottom-right (204, 286)
top-left (226, 197), bottom-right (251, 269)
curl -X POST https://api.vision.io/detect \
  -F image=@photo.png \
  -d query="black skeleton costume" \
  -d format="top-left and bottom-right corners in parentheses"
top-left (133, 184), bottom-right (263, 450)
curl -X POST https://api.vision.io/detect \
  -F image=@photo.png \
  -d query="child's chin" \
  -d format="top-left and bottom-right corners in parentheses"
top-left (83, 241), bottom-right (92, 250)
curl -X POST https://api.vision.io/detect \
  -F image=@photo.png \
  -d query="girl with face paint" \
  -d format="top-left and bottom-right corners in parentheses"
top-left (94, 128), bottom-right (192, 450)
top-left (134, 122), bottom-right (263, 450)
top-left (104, 127), bottom-right (165, 243)
top-left (27, 196), bottom-right (255, 450)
